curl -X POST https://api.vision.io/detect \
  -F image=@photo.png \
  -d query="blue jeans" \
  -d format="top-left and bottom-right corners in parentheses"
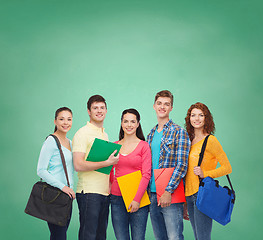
top-left (76, 193), bottom-right (110, 240)
top-left (149, 193), bottom-right (184, 240)
top-left (110, 195), bottom-right (149, 240)
top-left (47, 208), bottom-right (72, 240)
top-left (186, 192), bottom-right (212, 240)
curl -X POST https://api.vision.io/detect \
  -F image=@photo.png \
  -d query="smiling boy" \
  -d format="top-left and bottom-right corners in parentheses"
top-left (72, 95), bottom-right (119, 240)
top-left (147, 90), bottom-right (191, 240)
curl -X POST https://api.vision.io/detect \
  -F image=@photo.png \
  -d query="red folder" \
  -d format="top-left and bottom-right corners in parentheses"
top-left (154, 168), bottom-right (186, 204)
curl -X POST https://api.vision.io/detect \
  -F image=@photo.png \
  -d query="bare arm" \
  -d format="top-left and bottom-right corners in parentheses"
top-left (73, 150), bottom-right (119, 172)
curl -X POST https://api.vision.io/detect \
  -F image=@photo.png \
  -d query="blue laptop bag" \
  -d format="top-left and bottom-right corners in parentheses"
top-left (196, 176), bottom-right (235, 225)
top-left (195, 135), bottom-right (236, 226)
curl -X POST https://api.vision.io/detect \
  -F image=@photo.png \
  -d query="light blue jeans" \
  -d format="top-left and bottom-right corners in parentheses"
top-left (110, 195), bottom-right (149, 240)
top-left (149, 192), bottom-right (184, 240)
top-left (186, 192), bottom-right (212, 240)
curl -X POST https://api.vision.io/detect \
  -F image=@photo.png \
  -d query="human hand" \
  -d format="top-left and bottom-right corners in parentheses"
top-left (183, 203), bottom-right (189, 220)
top-left (193, 166), bottom-right (204, 178)
top-left (62, 186), bottom-right (75, 199)
top-left (128, 200), bottom-right (140, 213)
top-left (106, 150), bottom-right (119, 166)
top-left (158, 191), bottom-right (172, 208)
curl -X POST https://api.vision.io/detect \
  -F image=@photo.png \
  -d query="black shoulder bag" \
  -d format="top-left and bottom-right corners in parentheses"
top-left (25, 134), bottom-right (73, 226)
top-left (195, 135), bottom-right (236, 225)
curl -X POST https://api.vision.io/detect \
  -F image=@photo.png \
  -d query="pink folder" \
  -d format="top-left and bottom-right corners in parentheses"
top-left (154, 168), bottom-right (186, 203)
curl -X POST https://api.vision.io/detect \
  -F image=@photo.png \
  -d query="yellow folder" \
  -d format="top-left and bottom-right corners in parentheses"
top-left (117, 170), bottom-right (151, 212)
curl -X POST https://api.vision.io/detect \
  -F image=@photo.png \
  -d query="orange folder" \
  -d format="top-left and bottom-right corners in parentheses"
top-left (154, 168), bottom-right (186, 204)
top-left (117, 170), bottom-right (151, 212)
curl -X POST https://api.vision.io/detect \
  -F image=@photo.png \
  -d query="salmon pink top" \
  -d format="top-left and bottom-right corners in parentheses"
top-left (110, 141), bottom-right (152, 203)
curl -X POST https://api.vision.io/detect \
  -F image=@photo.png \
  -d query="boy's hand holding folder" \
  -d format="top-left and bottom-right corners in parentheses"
top-left (105, 150), bottom-right (119, 166)
top-left (86, 138), bottom-right (121, 174)
top-left (154, 168), bottom-right (186, 207)
top-left (158, 191), bottom-right (172, 208)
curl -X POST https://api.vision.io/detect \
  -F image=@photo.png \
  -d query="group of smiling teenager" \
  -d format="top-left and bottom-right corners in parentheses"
top-left (37, 90), bottom-right (232, 240)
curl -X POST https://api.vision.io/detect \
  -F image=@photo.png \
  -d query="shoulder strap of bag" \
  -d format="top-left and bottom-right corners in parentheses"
top-left (197, 135), bottom-right (210, 167)
top-left (197, 135), bottom-right (235, 201)
top-left (226, 175), bottom-right (235, 198)
top-left (48, 134), bottom-right (70, 187)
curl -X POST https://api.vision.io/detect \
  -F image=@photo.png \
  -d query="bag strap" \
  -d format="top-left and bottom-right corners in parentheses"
top-left (198, 135), bottom-right (235, 201)
top-left (48, 134), bottom-right (70, 187)
top-left (226, 175), bottom-right (235, 195)
top-left (197, 135), bottom-right (210, 167)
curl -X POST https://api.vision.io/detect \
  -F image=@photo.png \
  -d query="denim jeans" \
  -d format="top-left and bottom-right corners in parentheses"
top-left (47, 208), bottom-right (72, 240)
top-left (110, 195), bottom-right (149, 240)
top-left (186, 192), bottom-right (212, 240)
top-left (149, 192), bottom-right (184, 240)
top-left (76, 192), bottom-right (110, 240)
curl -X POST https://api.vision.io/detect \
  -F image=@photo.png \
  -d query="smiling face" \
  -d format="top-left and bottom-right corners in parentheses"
top-left (153, 97), bottom-right (173, 120)
top-left (190, 108), bottom-right (205, 130)
top-left (54, 110), bottom-right (72, 133)
top-left (88, 101), bottom-right (107, 124)
top-left (121, 113), bottom-right (139, 137)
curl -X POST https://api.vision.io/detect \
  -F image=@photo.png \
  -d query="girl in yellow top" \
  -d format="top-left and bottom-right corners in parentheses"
top-left (184, 102), bottom-right (232, 240)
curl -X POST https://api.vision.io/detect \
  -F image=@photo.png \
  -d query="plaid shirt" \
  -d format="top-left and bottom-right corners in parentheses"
top-left (147, 119), bottom-right (191, 193)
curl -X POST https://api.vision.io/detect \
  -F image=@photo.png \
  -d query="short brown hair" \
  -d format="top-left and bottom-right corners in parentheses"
top-left (154, 90), bottom-right (174, 106)
top-left (185, 102), bottom-right (215, 141)
top-left (87, 95), bottom-right (107, 110)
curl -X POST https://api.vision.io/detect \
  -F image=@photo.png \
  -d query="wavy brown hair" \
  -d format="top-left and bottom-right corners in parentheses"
top-left (185, 102), bottom-right (215, 141)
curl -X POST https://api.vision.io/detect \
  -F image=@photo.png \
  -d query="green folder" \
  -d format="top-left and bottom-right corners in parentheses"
top-left (86, 138), bottom-right (121, 174)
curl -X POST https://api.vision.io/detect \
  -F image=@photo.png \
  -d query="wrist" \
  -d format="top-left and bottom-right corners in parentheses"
top-left (164, 191), bottom-right (172, 196)
top-left (164, 190), bottom-right (172, 195)
top-left (104, 159), bottom-right (111, 167)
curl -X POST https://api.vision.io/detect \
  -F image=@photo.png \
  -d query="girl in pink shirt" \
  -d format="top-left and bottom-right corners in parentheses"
top-left (110, 108), bottom-right (152, 240)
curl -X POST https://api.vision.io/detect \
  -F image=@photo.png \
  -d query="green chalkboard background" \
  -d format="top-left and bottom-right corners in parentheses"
top-left (1, 0), bottom-right (262, 239)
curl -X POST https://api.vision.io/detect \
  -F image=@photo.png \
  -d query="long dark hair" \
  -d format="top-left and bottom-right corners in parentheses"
top-left (119, 108), bottom-right (145, 141)
top-left (54, 107), bottom-right (73, 132)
